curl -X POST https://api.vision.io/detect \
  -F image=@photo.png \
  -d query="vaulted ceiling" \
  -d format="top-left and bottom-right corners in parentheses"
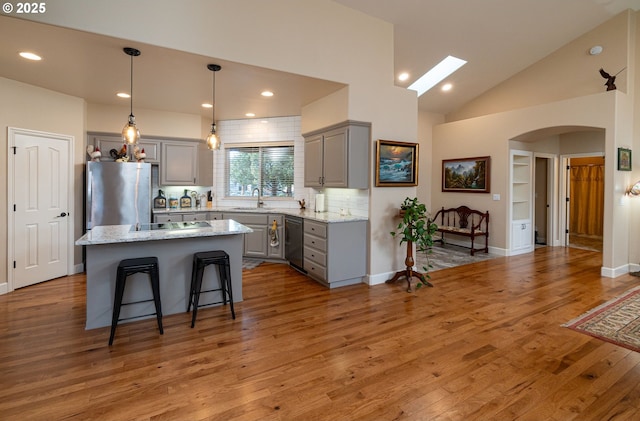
top-left (1, 1), bottom-right (637, 120)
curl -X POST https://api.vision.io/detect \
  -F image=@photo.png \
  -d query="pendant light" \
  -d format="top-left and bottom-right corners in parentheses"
top-left (122, 47), bottom-right (141, 145)
top-left (205, 64), bottom-right (222, 150)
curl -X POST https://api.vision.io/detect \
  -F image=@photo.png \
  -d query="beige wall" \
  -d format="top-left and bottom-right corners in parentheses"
top-left (23, 0), bottom-right (418, 284)
top-left (0, 77), bottom-right (86, 287)
top-left (87, 103), bottom-right (209, 140)
top-left (417, 111), bottom-right (445, 212)
top-left (448, 10), bottom-right (632, 122)
top-left (432, 91), bottom-right (631, 274)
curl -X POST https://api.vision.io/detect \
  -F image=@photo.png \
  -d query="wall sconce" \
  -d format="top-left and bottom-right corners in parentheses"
top-left (626, 181), bottom-right (640, 196)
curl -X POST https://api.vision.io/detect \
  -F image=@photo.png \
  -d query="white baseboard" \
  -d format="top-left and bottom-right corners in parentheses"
top-left (73, 263), bottom-right (85, 274)
top-left (0, 282), bottom-right (8, 295)
top-left (366, 271), bottom-right (396, 286)
top-left (601, 264), bottom-right (630, 278)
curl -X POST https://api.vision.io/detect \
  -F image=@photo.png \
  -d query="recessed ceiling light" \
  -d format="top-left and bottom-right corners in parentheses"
top-left (261, 91), bottom-right (274, 97)
top-left (398, 72), bottom-right (410, 82)
top-left (408, 56), bottom-right (467, 97)
top-left (246, 113), bottom-right (255, 117)
top-left (441, 83), bottom-right (453, 91)
top-left (117, 92), bottom-right (131, 98)
top-left (19, 51), bottom-right (41, 61)
top-left (202, 103), bottom-right (213, 108)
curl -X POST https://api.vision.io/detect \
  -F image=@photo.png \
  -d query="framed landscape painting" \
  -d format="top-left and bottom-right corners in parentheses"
top-left (375, 140), bottom-right (419, 187)
top-left (442, 156), bottom-right (490, 193)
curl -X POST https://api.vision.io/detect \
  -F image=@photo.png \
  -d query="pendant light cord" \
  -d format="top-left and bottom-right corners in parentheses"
top-left (211, 68), bottom-right (215, 123)
top-left (129, 52), bottom-right (134, 117)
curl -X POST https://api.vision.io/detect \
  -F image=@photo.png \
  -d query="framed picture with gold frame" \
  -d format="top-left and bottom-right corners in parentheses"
top-left (442, 156), bottom-right (491, 193)
top-left (375, 140), bottom-right (419, 187)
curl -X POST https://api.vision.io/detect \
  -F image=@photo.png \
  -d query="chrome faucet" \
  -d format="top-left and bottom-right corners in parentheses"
top-left (252, 187), bottom-right (264, 208)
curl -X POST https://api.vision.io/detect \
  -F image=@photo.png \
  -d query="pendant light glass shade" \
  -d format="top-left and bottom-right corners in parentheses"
top-left (122, 47), bottom-right (141, 145)
top-left (206, 64), bottom-right (222, 150)
top-left (122, 114), bottom-right (140, 145)
top-left (206, 123), bottom-right (220, 150)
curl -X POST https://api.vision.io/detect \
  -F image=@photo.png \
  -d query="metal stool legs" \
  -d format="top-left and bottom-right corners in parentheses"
top-left (188, 251), bottom-right (235, 328)
top-left (109, 257), bottom-right (163, 345)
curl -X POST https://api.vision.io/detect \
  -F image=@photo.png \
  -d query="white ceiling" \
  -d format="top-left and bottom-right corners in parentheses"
top-left (335, 0), bottom-right (640, 114)
top-left (1, 1), bottom-right (638, 121)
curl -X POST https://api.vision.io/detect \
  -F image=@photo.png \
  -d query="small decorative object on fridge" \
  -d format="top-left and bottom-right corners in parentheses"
top-left (86, 145), bottom-right (102, 162)
top-left (180, 189), bottom-right (192, 208)
top-left (153, 190), bottom-right (166, 209)
top-left (133, 146), bottom-right (146, 162)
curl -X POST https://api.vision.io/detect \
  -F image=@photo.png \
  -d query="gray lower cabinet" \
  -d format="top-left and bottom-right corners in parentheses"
top-left (231, 213), bottom-right (284, 259)
top-left (154, 213), bottom-right (182, 223)
top-left (303, 219), bottom-right (367, 288)
top-left (208, 212), bottom-right (224, 220)
top-left (154, 212), bottom-right (206, 222)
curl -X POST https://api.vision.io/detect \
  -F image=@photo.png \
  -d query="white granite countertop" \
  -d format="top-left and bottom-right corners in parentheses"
top-left (76, 219), bottom-right (253, 246)
top-left (152, 206), bottom-right (368, 223)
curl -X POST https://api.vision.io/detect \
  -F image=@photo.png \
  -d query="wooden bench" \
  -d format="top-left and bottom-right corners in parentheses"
top-left (432, 206), bottom-right (489, 255)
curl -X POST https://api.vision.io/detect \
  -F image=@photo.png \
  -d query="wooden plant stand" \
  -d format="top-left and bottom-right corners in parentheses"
top-left (386, 239), bottom-right (433, 292)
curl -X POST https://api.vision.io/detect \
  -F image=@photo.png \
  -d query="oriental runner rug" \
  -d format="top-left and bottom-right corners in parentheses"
top-left (563, 285), bottom-right (640, 353)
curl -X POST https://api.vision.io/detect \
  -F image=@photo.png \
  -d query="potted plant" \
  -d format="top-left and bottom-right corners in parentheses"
top-left (389, 197), bottom-right (439, 290)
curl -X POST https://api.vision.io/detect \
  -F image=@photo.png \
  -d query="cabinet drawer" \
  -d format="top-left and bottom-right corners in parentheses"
top-left (154, 213), bottom-right (183, 222)
top-left (303, 234), bottom-right (327, 252)
top-left (229, 213), bottom-right (268, 225)
top-left (304, 220), bottom-right (327, 237)
top-left (208, 212), bottom-right (224, 220)
top-left (304, 258), bottom-right (326, 280)
top-left (182, 213), bottom-right (207, 221)
top-left (304, 246), bottom-right (326, 266)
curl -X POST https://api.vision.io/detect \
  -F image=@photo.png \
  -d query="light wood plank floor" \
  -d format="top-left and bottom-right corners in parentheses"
top-left (2, 247), bottom-right (640, 420)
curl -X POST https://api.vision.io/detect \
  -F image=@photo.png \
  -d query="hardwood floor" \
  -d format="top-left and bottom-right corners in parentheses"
top-left (2, 247), bottom-right (640, 420)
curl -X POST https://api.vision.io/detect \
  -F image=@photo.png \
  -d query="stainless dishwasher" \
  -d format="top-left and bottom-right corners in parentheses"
top-left (285, 215), bottom-right (305, 272)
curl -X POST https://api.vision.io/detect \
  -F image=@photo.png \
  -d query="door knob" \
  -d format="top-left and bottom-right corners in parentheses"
top-left (56, 212), bottom-right (67, 218)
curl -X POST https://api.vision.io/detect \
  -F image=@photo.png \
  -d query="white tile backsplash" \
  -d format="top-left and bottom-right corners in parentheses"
top-left (173, 115), bottom-right (372, 215)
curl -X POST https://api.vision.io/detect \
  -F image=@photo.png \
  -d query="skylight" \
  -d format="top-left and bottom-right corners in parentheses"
top-left (407, 56), bottom-right (466, 96)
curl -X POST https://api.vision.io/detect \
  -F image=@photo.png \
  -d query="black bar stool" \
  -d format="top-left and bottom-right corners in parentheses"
top-left (188, 250), bottom-right (235, 328)
top-left (109, 257), bottom-right (163, 345)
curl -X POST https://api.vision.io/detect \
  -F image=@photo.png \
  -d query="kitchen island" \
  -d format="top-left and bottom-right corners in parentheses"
top-left (76, 220), bottom-right (252, 330)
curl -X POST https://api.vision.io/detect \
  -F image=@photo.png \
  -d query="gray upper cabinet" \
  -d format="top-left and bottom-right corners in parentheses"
top-left (303, 121), bottom-right (371, 189)
top-left (160, 140), bottom-right (213, 186)
top-left (89, 134), bottom-right (212, 186)
top-left (196, 142), bottom-right (213, 186)
top-left (161, 141), bottom-right (197, 185)
top-left (89, 134), bottom-right (160, 164)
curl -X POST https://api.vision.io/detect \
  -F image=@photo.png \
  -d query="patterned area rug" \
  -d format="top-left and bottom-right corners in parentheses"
top-left (415, 243), bottom-right (496, 272)
top-left (563, 286), bottom-right (640, 352)
top-left (242, 258), bottom-right (263, 270)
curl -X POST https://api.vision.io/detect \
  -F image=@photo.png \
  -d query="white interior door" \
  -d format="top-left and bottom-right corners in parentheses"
top-left (10, 129), bottom-right (71, 289)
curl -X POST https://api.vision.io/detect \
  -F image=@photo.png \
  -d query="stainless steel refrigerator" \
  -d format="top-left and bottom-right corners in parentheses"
top-left (86, 161), bottom-right (151, 229)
